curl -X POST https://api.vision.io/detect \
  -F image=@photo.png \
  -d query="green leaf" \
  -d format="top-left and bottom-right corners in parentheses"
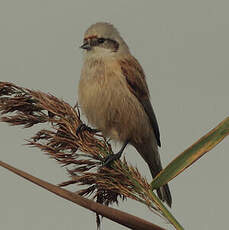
top-left (151, 117), bottom-right (229, 190)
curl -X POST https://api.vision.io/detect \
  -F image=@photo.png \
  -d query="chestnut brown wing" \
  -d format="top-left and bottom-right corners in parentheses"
top-left (119, 56), bottom-right (161, 147)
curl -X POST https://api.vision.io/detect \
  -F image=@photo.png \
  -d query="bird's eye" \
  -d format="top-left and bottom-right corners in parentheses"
top-left (98, 38), bottom-right (105, 44)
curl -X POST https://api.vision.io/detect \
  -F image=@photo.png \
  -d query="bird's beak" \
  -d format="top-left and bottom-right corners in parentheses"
top-left (80, 41), bottom-right (91, 50)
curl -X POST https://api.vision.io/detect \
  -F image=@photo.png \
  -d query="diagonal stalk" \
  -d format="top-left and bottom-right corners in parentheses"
top-left (148, 190), bottom-right (184, 230)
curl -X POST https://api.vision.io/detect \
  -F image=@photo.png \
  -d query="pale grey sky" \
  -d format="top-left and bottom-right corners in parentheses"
top-left (1, 1), bottom-right (229, 229)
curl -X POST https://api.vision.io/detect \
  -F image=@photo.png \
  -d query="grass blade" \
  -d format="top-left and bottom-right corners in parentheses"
top-left (151, 117), bottom-right (229, 189)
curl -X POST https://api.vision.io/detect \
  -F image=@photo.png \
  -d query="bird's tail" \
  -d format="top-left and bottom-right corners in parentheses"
top-left (150, 167), bottom-right (172, 208)
top-left (134, 142), bottom-right (172, 207)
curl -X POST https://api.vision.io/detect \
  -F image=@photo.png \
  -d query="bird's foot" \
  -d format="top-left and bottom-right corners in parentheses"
top-left (102, 151), bottom-right (122, 167)
top-left (102, 140), bottom-right (129, 167)
top-left (76, 123), bottom-right (99, 135)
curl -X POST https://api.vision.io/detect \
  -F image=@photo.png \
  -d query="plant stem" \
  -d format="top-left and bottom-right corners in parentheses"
top-left (149, 190), bottom-right (184, 230)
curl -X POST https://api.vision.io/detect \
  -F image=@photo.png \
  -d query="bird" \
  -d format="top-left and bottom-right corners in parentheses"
top-left (78, 22), bottom-right (172, 207)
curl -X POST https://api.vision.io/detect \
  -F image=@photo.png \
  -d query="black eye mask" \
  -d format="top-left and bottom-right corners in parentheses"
top-left (93, 37), bottom-right (119, 52)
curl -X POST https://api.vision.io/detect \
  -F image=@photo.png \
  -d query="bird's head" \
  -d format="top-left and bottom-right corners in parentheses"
top-left (80, 22), bottom-right (130, 57)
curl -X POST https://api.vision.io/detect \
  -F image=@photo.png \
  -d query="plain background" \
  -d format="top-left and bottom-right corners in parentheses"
top-left (1, 1), bottom-right (229, 229)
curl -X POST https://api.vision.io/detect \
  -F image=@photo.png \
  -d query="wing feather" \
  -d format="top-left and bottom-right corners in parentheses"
top-left (119, 56), bottom-right (161, 147)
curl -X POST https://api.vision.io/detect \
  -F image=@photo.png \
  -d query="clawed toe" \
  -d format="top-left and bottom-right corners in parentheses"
top-left (76, 123), bottom-right (99, 135)
top-left (102, 152), bottom-right (122, 167)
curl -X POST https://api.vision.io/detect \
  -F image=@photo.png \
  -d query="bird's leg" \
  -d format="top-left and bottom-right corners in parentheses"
top-left (76, 123), bottom-right (99, 135)
top-left (102, 139), bottom-right (129, 166)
